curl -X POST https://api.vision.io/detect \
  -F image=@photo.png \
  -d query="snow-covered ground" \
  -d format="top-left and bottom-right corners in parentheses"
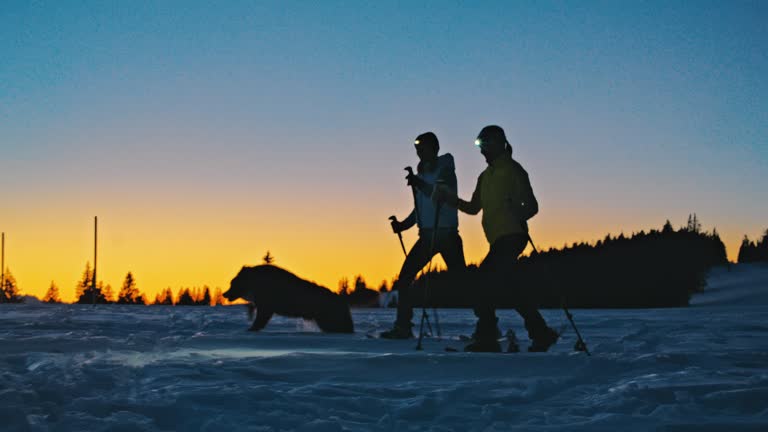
top-left (2, 265), bottom-right (767, 432)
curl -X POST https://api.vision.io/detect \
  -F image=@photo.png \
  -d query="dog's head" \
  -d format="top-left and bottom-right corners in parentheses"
top-left (223, 265), bottom-right (287, 302)
top-left (223, 266), bottom-right (254, 302)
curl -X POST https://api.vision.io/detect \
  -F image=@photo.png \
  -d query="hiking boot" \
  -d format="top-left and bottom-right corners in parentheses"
top-left (471, 317), bottom-right (501, 341)
top-left (380, 323), bottom-right (413, 339)
top-left (505, 330), bottom-right (520, 353)
top-left (528, 327), bottom-right (559, 352)
top-left (463, 339), bottom-right (502, 353)
top-left (471, 327), bottom-right (502, 342)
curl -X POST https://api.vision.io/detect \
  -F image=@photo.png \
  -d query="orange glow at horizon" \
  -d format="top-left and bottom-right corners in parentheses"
top-left (2, 208), bottom-right (746, 303)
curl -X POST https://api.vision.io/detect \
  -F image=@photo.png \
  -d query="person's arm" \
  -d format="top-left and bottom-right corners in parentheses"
top-left (410, 154), bottom-right (458, 196)
top-left (457, 175), bottom-right (482, 215)
top-left (391, 209), bottom-right (417, 233)
top-left (407, 171), bottom-right (433, 196)
top-left (509, 168), bottom-right (538, 220)
top-left (520, 169), bottom-right (538, 220)
top-left (400, 209), bottom-right (416, 231)
top-left (435, 173), bottom-right (482, 215)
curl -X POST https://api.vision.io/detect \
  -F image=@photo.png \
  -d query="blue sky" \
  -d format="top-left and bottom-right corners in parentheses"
top-left (1, 1), bottom-right (766, 296)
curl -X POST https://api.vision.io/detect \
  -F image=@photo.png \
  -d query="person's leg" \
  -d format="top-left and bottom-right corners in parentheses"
top-left (390, 236), bottom-right (434, 328)
top-left (471, 240), bottom-right (507, 341)
top-left (462, 246), bottom-right (503, 351)
top-left (475, 235), bottom-right (529, 336)
top-left (516, 302), bottom-right (549, 340)
top-left (512, 278), bottom-right (558, 351)
top-left (495, 236), bottom-right (557, 350)
top-left (438, 231), bottom-right (467, 270)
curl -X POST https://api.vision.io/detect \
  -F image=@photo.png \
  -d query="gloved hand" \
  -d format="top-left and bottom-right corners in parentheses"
top-left (405, 171), bottom-right (427, 190)
top-left (432, 183), bottom-right (458, 206)
top-left (390, 217), bottom-right (404, 234)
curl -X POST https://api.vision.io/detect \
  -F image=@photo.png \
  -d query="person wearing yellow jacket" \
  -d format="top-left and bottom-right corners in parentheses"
top-left (434, 125), bottom-right (559, 352)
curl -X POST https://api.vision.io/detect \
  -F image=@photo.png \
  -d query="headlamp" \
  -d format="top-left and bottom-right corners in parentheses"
top-left (414, 139), bottom-right (421, 145)
top-left (474, 138), bottom-right (483, 147)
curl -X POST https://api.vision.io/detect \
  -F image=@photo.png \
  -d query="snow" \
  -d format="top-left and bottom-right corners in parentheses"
top-left (692, 263), bottom-right (768, 307)
top-left (2, 265), bottom-right (768, 431)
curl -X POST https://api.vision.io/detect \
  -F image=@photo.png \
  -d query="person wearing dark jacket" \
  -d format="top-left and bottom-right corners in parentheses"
top-left (433, 125), bottom-right (558, 352)
top-left (381, 132), bottom-right (466, 339)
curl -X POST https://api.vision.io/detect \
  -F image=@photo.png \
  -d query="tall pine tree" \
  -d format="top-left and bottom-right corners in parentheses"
top-left (117, 272), bottom-right (140, 304)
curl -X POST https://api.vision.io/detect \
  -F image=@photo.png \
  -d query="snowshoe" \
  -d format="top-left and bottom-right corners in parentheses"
top-left (463, 339), bottom-right (502, 353)
top-left (528, 326), bottom-right (560, 352)
top-left (379, 323), bottom-right (414, 339)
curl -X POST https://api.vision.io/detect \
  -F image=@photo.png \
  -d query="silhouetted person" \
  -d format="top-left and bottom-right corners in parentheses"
top-left (381, 132), bottom-right (466, 339)
top-left (434, 125), bottom-right (558, 352)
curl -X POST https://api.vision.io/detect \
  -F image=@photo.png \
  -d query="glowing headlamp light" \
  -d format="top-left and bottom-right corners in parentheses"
top-left (414, 139), bottom-right (421, 145)
top-left (474, 138), bottom-right (483, 147)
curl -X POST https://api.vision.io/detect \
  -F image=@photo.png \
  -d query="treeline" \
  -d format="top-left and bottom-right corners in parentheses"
top-left (337, 275), bottom-right (383, 307)
top-left (38, 262), bottom-right (227, 306)
top-left (738, 230), bottom-right (768, 263)
top-left (404, 216), bottom-right (728, 309)
top-left (151, 286), bottom-right (225, 306)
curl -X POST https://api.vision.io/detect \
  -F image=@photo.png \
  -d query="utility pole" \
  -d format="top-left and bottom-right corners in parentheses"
top-left (92, 217), bottom-right (97, 305)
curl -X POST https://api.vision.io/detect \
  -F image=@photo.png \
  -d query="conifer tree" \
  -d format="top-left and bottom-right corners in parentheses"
top-left (118, 272), bottom-right (140, 304)
top-left (378, 280), bottom-right (389, 292)
top-left (201, 286), bottom-right (212, 306)
top-left (338, 277), bottom-right (350, 295)
top-left (75, 262), bottom-right (94, 300)
top-left (353, 275), bottom-right (366, 293)
top-left (75, 263), bottom-right (108, 304)
top-left (738, 235), bottom-right (753, 263)
top-left (213, 287), bottom-right (225, 306)
top-left (0, 268), bottom-right (20, 303)
top-left (43, 281), bottom-right (61, 303)
top-left (760, 229), bottom-right (768, 261)
top-left (102, 283), bottom-right (115, 303)
top-left (163, 287), bottom-right (174, 305)
top-left (177, 288), bottom-right (194, 305)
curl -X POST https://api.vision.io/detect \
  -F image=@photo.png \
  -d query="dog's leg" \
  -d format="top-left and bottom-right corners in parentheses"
top-left (248, 307), bottom-right (274, 331)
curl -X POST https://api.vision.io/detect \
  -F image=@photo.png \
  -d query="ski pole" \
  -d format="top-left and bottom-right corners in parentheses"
top-left (405, 166), bottom-right (435, 349)
top-left (416, 199), bottom-right (443, 350)
top-left (389, 213), bottom-right (431, 335)
top-left (428, 190), bottom-right (444, 338)
top-left (528, 236), bottom-right (591, 356)
top-left (388, 216), bottom-right (408, 256)
top-left (405, 167), bottom-right (421, 227)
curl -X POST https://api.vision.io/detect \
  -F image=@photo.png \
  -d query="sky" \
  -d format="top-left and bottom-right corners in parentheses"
top-left (1, 1), bottom-right (766, 302)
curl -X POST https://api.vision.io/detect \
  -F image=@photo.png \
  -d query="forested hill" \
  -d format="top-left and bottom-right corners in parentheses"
top-left (410, 220), bottom-right (728, 309)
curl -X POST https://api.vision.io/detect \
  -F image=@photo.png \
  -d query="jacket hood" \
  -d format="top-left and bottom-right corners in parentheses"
top-left (419, 153), bottom-right (455, 174)
top-left (437, 153), bottom-right (455, 171)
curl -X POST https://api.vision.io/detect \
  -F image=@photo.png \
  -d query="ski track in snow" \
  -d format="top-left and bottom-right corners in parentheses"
top-left (2, 265), bottom-right (768, 431)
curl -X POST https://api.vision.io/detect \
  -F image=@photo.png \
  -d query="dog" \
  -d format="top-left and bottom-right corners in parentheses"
top-left (223, 265), bottom-right (354, 333)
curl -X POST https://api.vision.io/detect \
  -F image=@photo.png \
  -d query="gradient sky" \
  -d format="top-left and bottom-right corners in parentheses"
top-left (2, 1), bottom-right (767, 302)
